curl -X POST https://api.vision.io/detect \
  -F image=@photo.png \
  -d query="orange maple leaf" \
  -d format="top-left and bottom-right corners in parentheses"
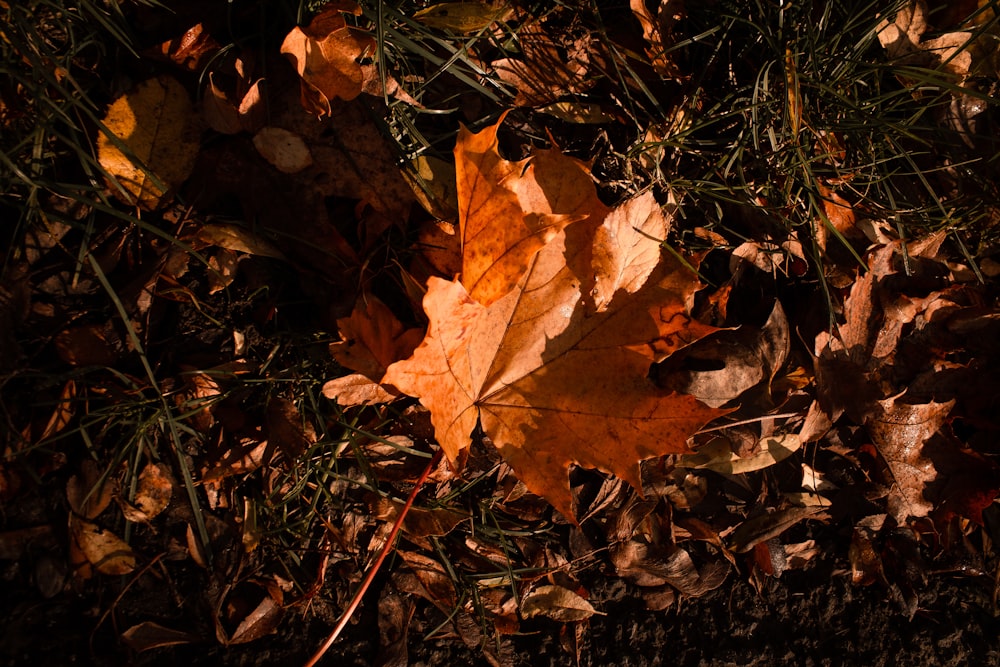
top-left (455, 113), bottom-right (608, 306)
top-left (384, 192), bottom-right (727, 521)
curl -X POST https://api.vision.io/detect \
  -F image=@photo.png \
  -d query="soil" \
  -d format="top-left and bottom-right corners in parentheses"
top-left (3, 540), bottom-right (997, 666)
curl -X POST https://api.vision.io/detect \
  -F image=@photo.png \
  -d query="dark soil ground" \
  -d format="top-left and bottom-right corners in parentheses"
top-left (3, 535), bottom-right (997, 666)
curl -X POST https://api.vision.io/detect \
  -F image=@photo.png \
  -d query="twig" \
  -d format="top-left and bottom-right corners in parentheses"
top-left (304, 448), bottom-right (443, 667)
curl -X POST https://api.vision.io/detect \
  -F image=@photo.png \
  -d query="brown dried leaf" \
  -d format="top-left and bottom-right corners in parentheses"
top-left (322, 373), bottom-right (397, 406)
top-left (67, 460), bottom-right (114, 519)
top-left (120, 462), bottom-right (173, 524)
top-left (266, 398), bottom-right (315, 460)
top-left (252, 127), bottom-right (313, 174)
top-left (868, 396), bottom-right (954, 522)
top-left (121, 622), bottom-right (203, 652)
top-left (97, 75), bottom-right (201, 209)
top-left (520, 584), bottom-right (600, 622)
top-left (227, 593), bottom-right (284, 645)
top-left (70, 516), bottom-right (136, 575)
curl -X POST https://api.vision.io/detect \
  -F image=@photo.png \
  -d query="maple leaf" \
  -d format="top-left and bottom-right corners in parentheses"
top-left (454, 113), bottom-right (609, 305)
top-left (384, 194), bottom-right (727, 521)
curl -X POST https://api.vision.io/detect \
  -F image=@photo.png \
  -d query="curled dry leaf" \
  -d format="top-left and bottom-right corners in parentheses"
top-left (227, 593), bottom-right (284, 645)
top-left (97, 75), bottom-right (201, 209)
top-left (66, 459), bottom-right (114, 519)
top-left (676, 434), bottom-right (802, 475)
top-left (121, 621), bottom-right (203, 652)
top-left (520, 584), bottom-right (601, 622)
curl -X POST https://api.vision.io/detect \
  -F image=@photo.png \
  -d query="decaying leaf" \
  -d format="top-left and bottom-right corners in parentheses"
top-left (676, 434), bottom-right (802, 475)
top-left (631, 0), bottom-right (687, 79)
top-left (252, 127), bottom-right (313, 174)
top-left (119, 462), bottom-right (173, 524)
top-left (70, 516), bottom-right (136, 575)
top-left (121, 622), bottom-right (203, 652)
top-left (520, 584), bottom-right (600, 622)
top-left (868, 396), bottom-right (954, 522)
top-left (322, 373), bottom-right (398, 407)
top-left (414, 2), bottom-right (514, 33)
top-left (97, 75), bottom-right (201, 209)
top-left (66, 460), bottom-right (114, 519)
top-left (489, 23), bottom-right (599, 106)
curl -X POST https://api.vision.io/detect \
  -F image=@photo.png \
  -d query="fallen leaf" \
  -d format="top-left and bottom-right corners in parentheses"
top-left (322, 373), bottom-right (397, 407)
top-left (66, 460), bottom-right (114, 519)
top-left (266, 397), bottom-right (315, 460)
top-left (252, 127), bottom-right (313, 174)
top-left (121, 622), bottom-right (203, 652)
top-left (453, 113), bottom-right (607, 305)
top-left (373, 497), bottom-right (467, 538)
top-left (280, 3), bottom-right (372, 108)
top-left (727, 506), bottom-right (826, 554)
top-left (193, 223), bottom-right (287, 260)
top-left (227, 593), bottom-right (283, 645)
top-left (119, 462), bottom-right (173, 523)
top-left (489, 24), bottom-right (598, 106)
top-left (868, 396), bottom-right (954, 522)
top-left (384, 205), bottom-right (726, 521)
top-left (330, 294), bottom-right (424, 380)
top-left (152, 23), bottom-right (221, 72)
top-left (630, 0), bottom-right (687, 79)
top-left (676, 434), bottom-right (801, 475)
top-left (414, 2), bottom-right (514, 33)
top-left (97, 75), bottom-right (201, 209)
top-left (70, 516), bottom-right (136, 575)
top-left (376, 590), bottom-right (413, 667)
top-left (520, 584), bottom-right (601, 622)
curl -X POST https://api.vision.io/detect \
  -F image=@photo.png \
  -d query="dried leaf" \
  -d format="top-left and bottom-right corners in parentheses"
top-left (868, 396), bottom-right (954, 522)
top-left (414, 2), bottom-right (514, 33)
top-left (630, 0), bottom-right (686, 79)
top-left (227, 593), bottom-right (283, 645)
top-left (120, 462), bottom-right (173, 523)
top-left (322, 373), bottom-right (397, 406)
top-left (252, 127), bottom-right (313, 174)
top-left (728, 506), bottom-right (826, 554)
top-left (520, 584), bottom-right (600, 622)
top-left (453, 114), bottom-right (606, 305)
top-left (384, 211), bottom-right (726, 521)
top-left (330, 294), bottom-right (424, 380)
top-left (376, 590), bottom-right (413, 667)
top-left (280, 4), bottom-right (372, 109)
top-left (194, 222), bottom-right (286, 260)
top-left (266, 398), bottom-right (315, 460)
top-left (97, 75), bottom-right (201, 209)
top-left (121, 622), bottom-right (203, 652)
top-left (676, 434), bottom-right (801, 475)
top-left (66, 460), bottom-right (114, 519)
top-left (373, 497), bottom-right (467, 538)
top-left (153, 23), bottom-right (220, 72)
top-left (70, 516), bottom-right (136, 575)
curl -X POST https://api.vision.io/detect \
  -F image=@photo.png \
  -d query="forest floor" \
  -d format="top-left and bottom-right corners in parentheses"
top-left (3, 1), bottom-right (1000, 665)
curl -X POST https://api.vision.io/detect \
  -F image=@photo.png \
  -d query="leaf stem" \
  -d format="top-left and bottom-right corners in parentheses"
top-left (304, 447), bottom-right (443, 667)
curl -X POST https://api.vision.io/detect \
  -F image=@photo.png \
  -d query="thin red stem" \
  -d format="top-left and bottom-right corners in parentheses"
top-left (304, 448), bottom-right (443, 667)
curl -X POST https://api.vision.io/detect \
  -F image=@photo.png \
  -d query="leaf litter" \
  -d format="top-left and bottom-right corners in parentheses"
top-left (3, 0), bottom-right (1000, 664)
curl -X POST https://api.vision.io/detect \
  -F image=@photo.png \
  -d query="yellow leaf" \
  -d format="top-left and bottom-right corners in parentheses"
top-left (97, 75), bottom-right (201, 210)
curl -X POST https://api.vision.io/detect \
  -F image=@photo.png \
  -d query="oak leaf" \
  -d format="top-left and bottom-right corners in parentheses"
top-left (384, 197), bottom-right (726, 521)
